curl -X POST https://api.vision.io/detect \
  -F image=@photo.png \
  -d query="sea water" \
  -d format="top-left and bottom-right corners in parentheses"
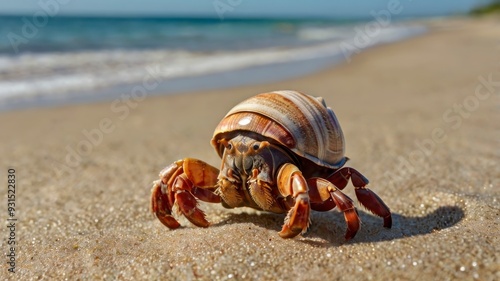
top-left (0, 16), bottom-right (426, 111)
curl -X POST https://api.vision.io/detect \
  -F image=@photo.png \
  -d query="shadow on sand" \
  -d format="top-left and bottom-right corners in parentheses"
top-left (214, 205), bottom-right (464, 246)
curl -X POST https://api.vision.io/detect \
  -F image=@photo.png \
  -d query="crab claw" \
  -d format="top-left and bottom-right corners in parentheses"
top-left (151, 179), bottom-right (181, 229)
top-left (277, 163), bottom-right (311, 238)
top-left (279, 194), bottom-right (310, 238)
top-left (173, 175), bottom-right (210, 227)
top-left (150, 158), bottom-right (221, 230)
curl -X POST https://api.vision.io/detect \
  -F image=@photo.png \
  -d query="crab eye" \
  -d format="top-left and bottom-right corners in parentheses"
top-left (253, 144), bottom-right (260, 150)
top-left (227, 143), bottom-right (233, 150)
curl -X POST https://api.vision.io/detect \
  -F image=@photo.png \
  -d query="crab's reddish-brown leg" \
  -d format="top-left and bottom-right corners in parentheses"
top-left (308, 179), bottom-right (336, 212)
top-left (308, 177), bottom-right (360, 240)
top-left (151, 158), bottom-right (221, 229)
top-left (276, 163), bottom-right (311, 238)
top-left (327, 167), bottom-right (392, 228)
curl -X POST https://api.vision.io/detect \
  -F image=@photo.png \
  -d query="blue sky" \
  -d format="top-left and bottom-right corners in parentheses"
top-left (0, 0), bottom-right (488, 18)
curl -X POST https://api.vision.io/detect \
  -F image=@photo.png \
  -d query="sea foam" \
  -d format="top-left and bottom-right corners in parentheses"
top-left (0, 21), bottom-right (425, 110)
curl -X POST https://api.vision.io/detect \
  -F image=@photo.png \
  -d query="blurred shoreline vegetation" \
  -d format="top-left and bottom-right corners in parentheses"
top-left (470, 0), bottom-right (500, 15)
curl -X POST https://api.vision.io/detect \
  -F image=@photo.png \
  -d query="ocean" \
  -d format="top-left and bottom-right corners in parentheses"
top-left (0, 16), bottom-right (426, 111)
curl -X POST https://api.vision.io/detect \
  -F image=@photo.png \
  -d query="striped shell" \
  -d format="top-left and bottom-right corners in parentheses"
top-left (211, 90), bottom-right (347, 169)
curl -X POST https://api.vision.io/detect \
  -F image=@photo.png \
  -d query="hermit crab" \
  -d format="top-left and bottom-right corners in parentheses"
top-left (151, 90), bottom-right (391, 239)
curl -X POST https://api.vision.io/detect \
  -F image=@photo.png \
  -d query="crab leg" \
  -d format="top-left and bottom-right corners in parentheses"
top-left (308, 178), bottom-right (336, 212)
top-left (308, 177), bottom-right (360, 240)
top-left (151, 158), bottom-right (221, 229)
top-left (276, 163), bottom-right (311, 238)
top-left (327, 167), bottom-right (392, 228)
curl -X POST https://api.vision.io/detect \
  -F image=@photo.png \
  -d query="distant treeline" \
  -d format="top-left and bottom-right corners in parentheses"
top-left (470, 0), bottom-right (500, 15)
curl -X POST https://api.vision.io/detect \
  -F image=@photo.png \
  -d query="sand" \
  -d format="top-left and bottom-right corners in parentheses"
top-left (1, 17), bottom-right (499, 280)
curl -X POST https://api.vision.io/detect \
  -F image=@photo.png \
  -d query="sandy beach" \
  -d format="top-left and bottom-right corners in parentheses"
top-left (1, 17), bottom-right (499, 280)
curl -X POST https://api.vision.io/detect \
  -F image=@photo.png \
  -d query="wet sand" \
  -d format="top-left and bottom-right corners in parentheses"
top-left (1, 17), bottom-right (499, 280)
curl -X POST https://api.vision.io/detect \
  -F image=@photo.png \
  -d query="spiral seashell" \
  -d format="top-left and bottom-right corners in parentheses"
top-left (212, 90), bottom-right (346, 169)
